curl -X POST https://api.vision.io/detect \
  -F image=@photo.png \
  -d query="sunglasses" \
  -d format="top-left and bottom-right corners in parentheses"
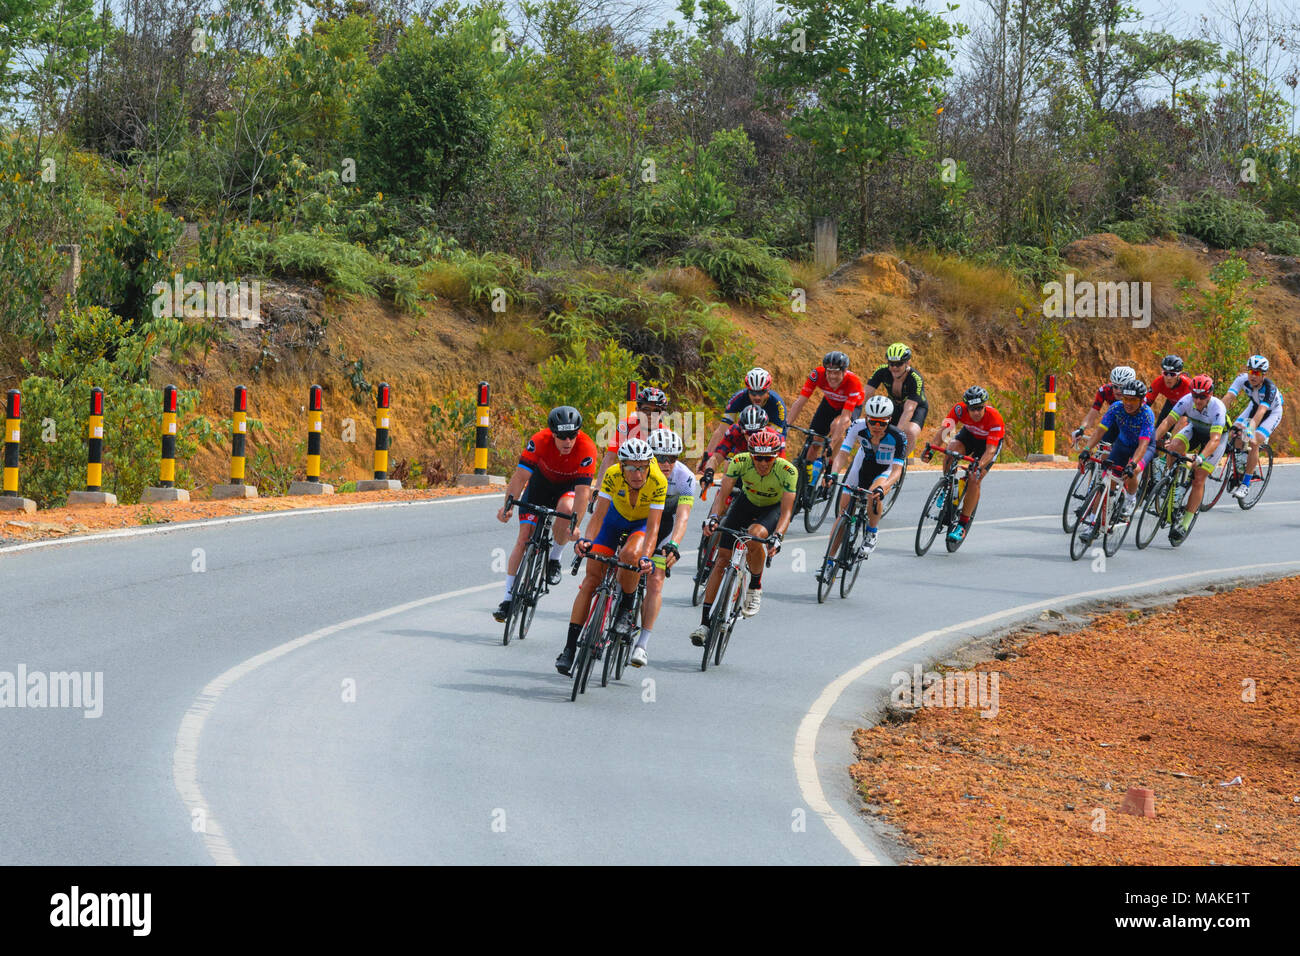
top-left (1191, 391), bottom-right (1210, 398)
top-left (867, 418), bottom-right (890, 426)
top-left (888, 361), bottom-right (906, 368)
top-left (623, 462), bottom-right (650, 472)
top-left (655, 454), bottom-right (677, 464)
top-left (752, 455), bottom-right (776, 462)
top-left (1247, 369), bottom-right (1264, 375)
top-left (748, 389), bottom-right (769, 398)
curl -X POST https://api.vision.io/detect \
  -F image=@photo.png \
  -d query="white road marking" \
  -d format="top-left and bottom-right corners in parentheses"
top-left (173, 581), bottom-right (500, 865)
top-left (794, 559), bottom-right (1300, 866)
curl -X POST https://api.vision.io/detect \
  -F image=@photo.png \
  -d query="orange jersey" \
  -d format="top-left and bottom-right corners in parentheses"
top-left (520, 429), bottom-right (598, 485)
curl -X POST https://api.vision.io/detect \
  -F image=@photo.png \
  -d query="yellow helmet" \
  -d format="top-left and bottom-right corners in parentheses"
top-left (885, 342), bottom-right (911, 363)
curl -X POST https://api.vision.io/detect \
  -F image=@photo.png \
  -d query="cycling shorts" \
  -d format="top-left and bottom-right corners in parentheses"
top-left (1170, 422), bottom-right (1227, 472)
top-left (1236, 403), bottom-right (1282, 440)
top-left (953, 429), bottom-right (1003, 470)
top-left (718, 496), bottom-right (781, 549)
top-left (520, 471), bottom-right (576, 524)
top-left (846, 448), bottom-right (903, 490)
top-left (810, 399), bottom-right (861, 438)
top-left (591, 508), bottom-right (646, 555)
top-left (890, 400), bottom-right (928, 429)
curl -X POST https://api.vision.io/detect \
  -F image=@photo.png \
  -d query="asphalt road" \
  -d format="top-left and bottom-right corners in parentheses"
top-left (2, 466), bottom-right (1298, 865)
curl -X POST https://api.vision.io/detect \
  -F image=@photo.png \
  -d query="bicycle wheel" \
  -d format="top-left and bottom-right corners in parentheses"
top-left (803, 466), bottom-right (836, 532)
top-left (1103, 485), bottom-right (1132, 557)
top-left (1070, 484), bottom-right (1105, 561)
top-left (880, 465), bottom-right (905, 519)
top-left (714, 569), bottom-right (744, 666)
top-left (571, 598), bottom-right (600, 701)
top-left (793, 456), bottom-right (811, 519)
top-left (692, 531), bottom-right (717, 607)
top-left (1239, 444), bottom-right (1272, 509)
top-left (503, 545), bottom-right (534, 646)
top-left (816, 518), bottom-right (841, 603)
top-left (839, 516), bottom-right (864, 598)
top-left (915, 479), bottom-right (947, 556)
top-left (578, 593), bottom-right (610, 698)
top-left (945, 480), bottom-right (979, 553)
top-left (702, 565), bottom-right (735, 671)
top-left (1133, 475), bottom-right (1170, 550)
top-left (517, 543), bottom-right (546, 640)
top-left (1200, 452), bottom-right (1230, 512)
top-left (1169, 475), bottom-right (1199, 548)
top-left (1061, 463), bottom-right (1094, 533)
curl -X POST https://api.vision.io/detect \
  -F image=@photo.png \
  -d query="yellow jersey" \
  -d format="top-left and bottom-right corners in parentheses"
top-left (599, 461), bottom-right (668, 521)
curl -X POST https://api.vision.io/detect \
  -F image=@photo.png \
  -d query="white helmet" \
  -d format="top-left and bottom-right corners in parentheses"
top-left (617, 437), bottom-right (653, 462)
top-left (863, 395), bottom-right (894, 420)
top-left (1246, 354), bottom-right (1269, 372)
top-left (647, 429), bottom-right (683, 457)
top-left (745, 367), bottom-right (772, 390)
top-left (1110, 365), bottom-right (1137, 387)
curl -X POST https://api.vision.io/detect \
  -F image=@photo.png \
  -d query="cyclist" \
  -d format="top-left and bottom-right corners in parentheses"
top-left (1145, 355), bottom-right (1192, 423)
top-left (494, 406), bottom-right (597, 623)
top-left (689, 428), bottom-right (797, 645)
top-left (1075, 379), bottom-right (1154, 528)
top-left (1150, 374), bottom-right (1228, 542)
top-left (865, 342), bottom-right (929, 454)
top-left (593, 385), bottom-right (670, 494)
top-left (700, 367), bottom-right (788, 469)
top-left (821, 395), bottom-right (906, 576)
top-left (1222, 355), bottom-right (1283, 500)
top-left (699, 403), bottom-right (774, 489)
top-left (1071, 366), bottom-right (1138, 446)
top-left (921, 386), bottom-right (1005, 545)
top-left (786, 350), bottom-right (867, 491)
top-left (632, 429), bottom-right (698, 668)
top-left (556, 438), bottom-right (666, 676)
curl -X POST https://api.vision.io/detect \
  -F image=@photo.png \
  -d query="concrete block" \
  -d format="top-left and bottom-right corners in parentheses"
top-left (288, 481), bottom-right (335, 496)
top-left (356, 479), bottom-right (402, 491)
top-left (0, 495), bottom-right (37, 513)
top-left (210, 483), bottom-right (258, 499)
top-left (455, 474), bottom-right (506, 487)
top-left (66, 490), bottom-right (118, 507)
top-left (140, 487), bottom-right (191, 503)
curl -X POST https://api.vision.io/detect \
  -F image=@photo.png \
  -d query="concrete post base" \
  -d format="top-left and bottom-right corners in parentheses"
top-left (455, 474), bottom-right (506, 487)
top-left (288, 481), bottom-right (335, 496)
top-left (356, 479), bottom-right (402, 491)
top-left (0, 496), bottom-right (37, 513)
top-left (140, 487), bottom-right (190, 503)
top-left (66, 490), bottom-right (118, 507)
top-left (1026, 453), bottom-right (1070, 463)
top-left (211, 483), bottom-right (258, 499)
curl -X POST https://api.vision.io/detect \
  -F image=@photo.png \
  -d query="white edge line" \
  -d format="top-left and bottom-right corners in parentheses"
top-left (794, 559), bottom-right (1300, 866)
top-left (0, 493), bottom-right (492, 556)
top-left (173, 580), bottom-right (501, 865)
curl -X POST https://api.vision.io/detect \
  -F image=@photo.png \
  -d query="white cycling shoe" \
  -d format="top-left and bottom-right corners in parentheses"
top-left (742, 589), bottom-right (762, 617)
top-left (690, 624), bottom-right (709, 646)
top-left (629, 646), bottom-right (648, 667)
top-left (1230, 484), bottom-right (1249, 499)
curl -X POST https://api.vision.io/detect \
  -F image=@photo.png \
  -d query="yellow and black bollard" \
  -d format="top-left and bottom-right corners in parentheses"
top-left (68, 387), bottom-right (117, 507)
top-left (358, 382), bottom-right (401, 491)
top-left (621, 380), bottom-right (638, 447)
top-left (455, 380), bottom-right (504, 487)
top-left (0, 389), bottom-right (35, 512)
top-left (1027, 373), bottom-right (1066, 462)
top-left (141, 385), bottom-right (190, 503)
top-left (288, 384), bottom-right (333, 495)
top-left (212, 385), bottom-right (258, 498)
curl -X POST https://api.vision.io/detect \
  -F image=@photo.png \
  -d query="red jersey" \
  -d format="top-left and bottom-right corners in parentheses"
top-left (521, 429), bottom-right (598, 485)
top-left (946, 403), bottom-right (1005, 442)
top-left (1145, 373), bottom-right (1191, 408)
top-left (1092, 383), bottom-right (1120, 410)
top-left (714, 424), bottom-right (789, 460)
top-left (799, 367), bottom-right (867, 410)
top-left (606, 412), bottom-right (668, 453)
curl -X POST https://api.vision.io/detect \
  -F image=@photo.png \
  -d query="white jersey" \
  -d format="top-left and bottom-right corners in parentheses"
top-left (1169, 393), bottom-right (1227, 430)
top-left (664, 461), bottom-right (698, 505)
top-left (1225, 373), bottom-right (1282, 411)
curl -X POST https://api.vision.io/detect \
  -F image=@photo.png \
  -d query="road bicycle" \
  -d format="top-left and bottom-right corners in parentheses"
top-left (915, 445), bottom-right (981, 556)
top-left (789, 424), bottom-right (838, 532)
top-left (501, 495), bottom-right (576, 645)
top-left (566, 551), bottom-right (648, 701)
top-left (1061, 440), bottom-right (1111, 532)
top-left (1200, 423), bottom-right (1273, 512)
top-left (816, 479), bottom-right (880, 602)
top-left (1134, 449), bottom-right (1200, 549)
top-left (691, 479), bottom-right (733, 607)
top-left (701, 529), bottom-right (774, 671)
top-left (1068, 460), bottom-right (1135, 561)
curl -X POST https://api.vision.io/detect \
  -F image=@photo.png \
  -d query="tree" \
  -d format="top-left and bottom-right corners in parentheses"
top-left (1127, 31), bottom-right (1221, 108)
top-left (764, 0), bottom-right (965, 249)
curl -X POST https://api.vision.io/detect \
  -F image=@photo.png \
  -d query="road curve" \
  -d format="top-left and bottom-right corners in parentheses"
top-left (2, 468), bottom-right (1297, 864)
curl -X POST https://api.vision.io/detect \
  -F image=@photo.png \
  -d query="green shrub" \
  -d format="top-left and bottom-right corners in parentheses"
top-left (1174, 192), bottom-right (1285, 251)
top-left (80, 204), bottom-right (183, 324)
top-left (1175, 256), bottom-right (1262, 390)
top-left (528, 340), bottom-right (642, 431)
top-left (1102, 220), bottom-right (1151, 244)
top-left (671, 230), bottom-right (793, 307)
top-left (974, 244), bottom-right (1064, 288)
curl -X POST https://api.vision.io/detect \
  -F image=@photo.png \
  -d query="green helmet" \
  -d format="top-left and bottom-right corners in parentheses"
top-left (885, 342), bottom-right (911, 363)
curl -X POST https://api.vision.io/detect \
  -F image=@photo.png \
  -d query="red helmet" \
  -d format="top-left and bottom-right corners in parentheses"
top-left (747, 428), bottom-right (786, 456)
top-left (1190, 374), bottom-right (1214, 396)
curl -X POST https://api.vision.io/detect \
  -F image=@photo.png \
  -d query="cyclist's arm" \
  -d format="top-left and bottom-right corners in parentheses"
top-left (702, 420), bottom-right (729, 465)
top-left (787, 393), bottom-right (808, 424)
top-left (709, 474), bottom-right (738, 521)
top-left (570, 482), bottom-right (593, 516)
top-left (774, 489), bottom-right (797, 536)
top-left (640, 510), bottom-right (663, 560)
top-left (1249, 403), bottom-right (1268, 427)
top-left (669, 497), bottom-right (694, 546)
top-left (1152, 412), bottom-right (1176, 445)
top-left (504, 464), bottom-right (530, 502)
top-left (592, 448), bottom-right (618, 494)
top-left (832, 405), bottom-right (855, 437)
top-left (877, 459), bottom-right (904, 491)
top-left (899, 398), bottom-right (919, 425)
top-left (977, 442), bottom-right (999, 472)
top-left (829, 445), bottom-right (852, 476)
top-left (1078, 406), bottom-right (1100, 434)
top-left (582, 495), bottom-right (611, 543)
top-left (1201, 425), bottom-right (1226, 458)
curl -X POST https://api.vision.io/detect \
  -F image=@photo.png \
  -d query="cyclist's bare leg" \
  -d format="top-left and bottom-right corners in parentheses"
top-left (828, 489), bottom-right (852, 553)
top-left (569, 554), bottom-right (605, 625)
top-left (643, 567), bottom-right (666, 630)
top-left (746, 523), bottom-right (769, 576)
top-left (702, 545), bottom-right (732, 605)
top-left (615, 534), bottom-right (644, 595)
top-left (901, 420), bottom-right (921, 455)
top-left (1185, 465), bottom-right (1208, 511)
top-left (507, 521), bottom-right (532, 575)
top-left (1246, 429), bottom-right (1263, 474)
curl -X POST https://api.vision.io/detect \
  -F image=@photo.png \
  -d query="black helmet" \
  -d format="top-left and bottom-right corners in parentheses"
top-left (638, 386), bottom-right (668, 410)
top-left (548, 405), bottom-right (582, 438)
top-left (823, 350), bottom-right (850, 371)
top-left (1119, 380), bottom-right (1146, 398)
top-left (962, 385), bottom-right (988, 408)
top-left (1161, 354), bottom-right (1184, 374)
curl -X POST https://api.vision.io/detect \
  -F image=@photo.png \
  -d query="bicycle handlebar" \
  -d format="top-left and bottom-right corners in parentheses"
top-left (924, 442), bottom-right (978, 465)
top-left (570, 549), bottom-right (650, 575)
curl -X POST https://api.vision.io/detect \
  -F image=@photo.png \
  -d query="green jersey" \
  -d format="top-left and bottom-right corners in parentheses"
top-left (726, 453), bottom-right (799, 506)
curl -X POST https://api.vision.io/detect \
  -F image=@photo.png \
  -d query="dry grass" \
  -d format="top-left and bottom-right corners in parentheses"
top-left (420, 260), bottom-right (471, 304)
top-left (644, 265), bottom-right (717, 302)
top-left (788, 259), bottom-right (829, 300)
top-left (911, 249), bottom-right (1024, 317)
top-left (1115, 245), bottom-right (1208, 288)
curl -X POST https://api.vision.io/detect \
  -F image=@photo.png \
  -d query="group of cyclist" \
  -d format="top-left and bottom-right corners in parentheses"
top-left (1070, 353), bottom-right (1282, 544)
top-left (495, 342), bottom-right (1013, 676)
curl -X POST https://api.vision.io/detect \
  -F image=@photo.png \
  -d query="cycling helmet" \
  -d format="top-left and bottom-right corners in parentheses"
top-left (962, 385), bottom-right (989, 408)
top-left (1110, 365), bottom-right (1137, 387)
top-left (885, 342), bottom-right (912, 363)
top-left (746, 429), bottom-right (786, 455)
top-left (823, 350), bottom-right (850, 371)
top-left (617, 437), bottom-right (653, 462)
top-left (1160, 354), bottom-right (1184, 374)
top-left (1246, 354), bottom-right (1269, 372)
top-left (863, 395), bottom-right (894, 420)
top-left (738, 404), bottom-right (769, 433)
top-left (1190, 374), bottom-right (1214, 396)
top-left (1119, 379), bottom-right (1145, 398)
top-left (647, 429), bottom-right (683, 457)
top-left (745, 367), bottom-right (772, 391)
top-left (638, 386), bottom-right (668, 410)
top-left (547, 405), bottom-right (582, 438)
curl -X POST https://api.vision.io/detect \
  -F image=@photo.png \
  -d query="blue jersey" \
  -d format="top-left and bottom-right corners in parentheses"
top-left (1101, 401), bottom-right (1155, 447)
top-left (721, 388), bottom-right (788, 434)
